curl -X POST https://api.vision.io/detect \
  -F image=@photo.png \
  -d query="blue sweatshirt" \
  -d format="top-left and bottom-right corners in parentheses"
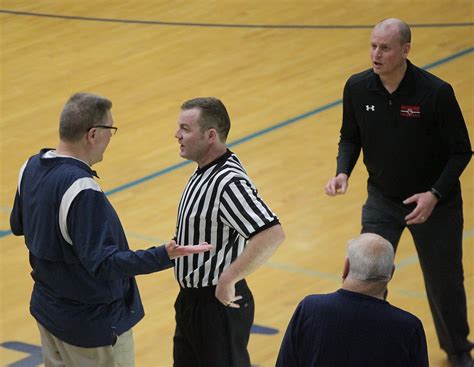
top-left (276, 289), bottom-right (428, 367)
top-left (10, 149), bottom-right (173, 347)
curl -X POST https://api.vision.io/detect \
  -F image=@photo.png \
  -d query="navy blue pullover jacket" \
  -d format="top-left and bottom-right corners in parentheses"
top-left (10, 149), bottom-right (173, 347)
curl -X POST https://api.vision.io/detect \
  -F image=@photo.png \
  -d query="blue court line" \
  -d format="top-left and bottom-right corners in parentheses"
top-left (1, 10), bottom-right (473, 29)
top-left (251, 324), bottom-right (279, 335)
top-left (0, 342), bottom-right (43, 367)
top-left (0, 230), bottom-right (12, 237)
top-left (0, 47), bottom-right (473, 238)
top-left (105, 98), bottom-right (343, 197)
top-left (423, 47), bottom-right (474, 69)
top-left (265, 261), bottom-right (341, 282)
top-left (462, 228), bottom-right (474, 239)
top-left (105, 160), bottom-right (192, 196)
top-left (396, 255), bottom-right (419, 270)
top-left (106, 47), bottom-right (473, 196)
top-left (227, 100), bottom-right (343, 147)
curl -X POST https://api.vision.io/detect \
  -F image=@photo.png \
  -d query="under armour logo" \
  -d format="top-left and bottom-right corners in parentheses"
top-left (366, 105), bottom-right (375, 111)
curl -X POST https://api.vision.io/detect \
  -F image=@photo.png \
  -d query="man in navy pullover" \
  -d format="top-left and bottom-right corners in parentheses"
top-left (10, 92), bottom-right (212, 367)
top-left (276, 233), bottom-right (428, 367)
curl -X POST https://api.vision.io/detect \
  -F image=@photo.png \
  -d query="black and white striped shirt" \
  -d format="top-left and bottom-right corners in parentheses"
top-left (174, 150), bottom-right (279, 288)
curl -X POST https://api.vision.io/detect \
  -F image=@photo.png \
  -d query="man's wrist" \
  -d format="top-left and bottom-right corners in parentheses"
top-left (429, 187), bottom-right (441, 200)
top-left (218, 270), bottom-right (236, 285)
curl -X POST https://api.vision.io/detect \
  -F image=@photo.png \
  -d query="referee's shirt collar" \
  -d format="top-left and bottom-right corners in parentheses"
top-left (196, 149), bottom-right (233, 174)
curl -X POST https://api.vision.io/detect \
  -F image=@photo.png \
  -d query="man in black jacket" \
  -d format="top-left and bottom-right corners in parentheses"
top-left (325, 18), bottom-right (472, 367)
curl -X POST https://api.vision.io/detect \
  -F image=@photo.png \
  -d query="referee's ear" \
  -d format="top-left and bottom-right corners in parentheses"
top-left (207, 128), bottom-right (218, 143)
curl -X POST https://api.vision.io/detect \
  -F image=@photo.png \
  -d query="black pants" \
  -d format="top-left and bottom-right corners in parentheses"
top-left (173, 279), bottom-right (254, 367)
top-left (362, 185), bottom-right (470, 355)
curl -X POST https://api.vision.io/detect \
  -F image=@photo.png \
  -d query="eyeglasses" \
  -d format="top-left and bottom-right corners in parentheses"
top-left (88, 125), bottom-right (118, 135)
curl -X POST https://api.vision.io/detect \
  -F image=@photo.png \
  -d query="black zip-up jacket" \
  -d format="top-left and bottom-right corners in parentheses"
top-left (337, 59), bottom-right (472, 202)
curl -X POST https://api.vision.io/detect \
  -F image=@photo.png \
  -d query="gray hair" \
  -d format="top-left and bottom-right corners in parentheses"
top-left (59, 92), bottom-right (112, 142)
top-left (181, 97), bottom-right (231, 142)
top-left (347, 233), bottom-right (394, 282)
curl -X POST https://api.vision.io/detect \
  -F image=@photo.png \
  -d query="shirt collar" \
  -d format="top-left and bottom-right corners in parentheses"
top-left (368, 59), bottom-right (415, 96)
top-left (39, 148), bottom-right (99, 177)
top-left (337, 288), bottom-right (388, 304)
top-left (195, 149), bottom-right (233, 175)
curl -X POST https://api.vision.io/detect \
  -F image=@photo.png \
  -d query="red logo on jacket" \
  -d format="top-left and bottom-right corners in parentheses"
top-left (400, 105), bottom-right (421, 118)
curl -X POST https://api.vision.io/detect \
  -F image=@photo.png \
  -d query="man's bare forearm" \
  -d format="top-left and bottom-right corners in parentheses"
top-left (219, 224), bottom-right (285, 285)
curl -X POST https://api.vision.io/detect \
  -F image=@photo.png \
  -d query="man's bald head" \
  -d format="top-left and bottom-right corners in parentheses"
top-left (374, 18), bottom-right (411, 45)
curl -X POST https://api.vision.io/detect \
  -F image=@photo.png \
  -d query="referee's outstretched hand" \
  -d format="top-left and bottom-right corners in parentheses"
top-left (165, 240), bottom-right (214, 260)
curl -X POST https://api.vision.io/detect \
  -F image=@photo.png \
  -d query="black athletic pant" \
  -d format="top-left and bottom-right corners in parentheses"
top-left (173, 279), bottom-right (254, 367)
top-left (362, 184), bottom-right (471, 355)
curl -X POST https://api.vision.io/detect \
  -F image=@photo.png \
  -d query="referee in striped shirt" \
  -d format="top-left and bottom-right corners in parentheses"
top-left (172, 97), bottom-right (285, 367)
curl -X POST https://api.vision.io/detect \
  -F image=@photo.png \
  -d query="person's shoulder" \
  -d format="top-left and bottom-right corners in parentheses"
top-left (301, 292), bottom-right (339, 306)
top-left (386, 303), bottom-right (424, 328)
top-left (59, 161), bottom-right (95, 183)
top-left (27, 149), bottom-right (94, 182)
top-left (222, 153), bottom-right (250, 179)
top-left (409, 61), bottom-right (449, 89)
top-left (51, 158), bottom-right (99, 194)
top-left (25, 148), bottom-right (51, 166)
top-left (291, 293), bottom-right (340, 319)
top-left (345, 68), bottom-right (373, 87)
top-left (210, 155), bottom-right (250, 195)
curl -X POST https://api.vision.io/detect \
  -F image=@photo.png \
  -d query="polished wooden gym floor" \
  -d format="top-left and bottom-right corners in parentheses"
top-left (0, 1), bottom-right (472, 366)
